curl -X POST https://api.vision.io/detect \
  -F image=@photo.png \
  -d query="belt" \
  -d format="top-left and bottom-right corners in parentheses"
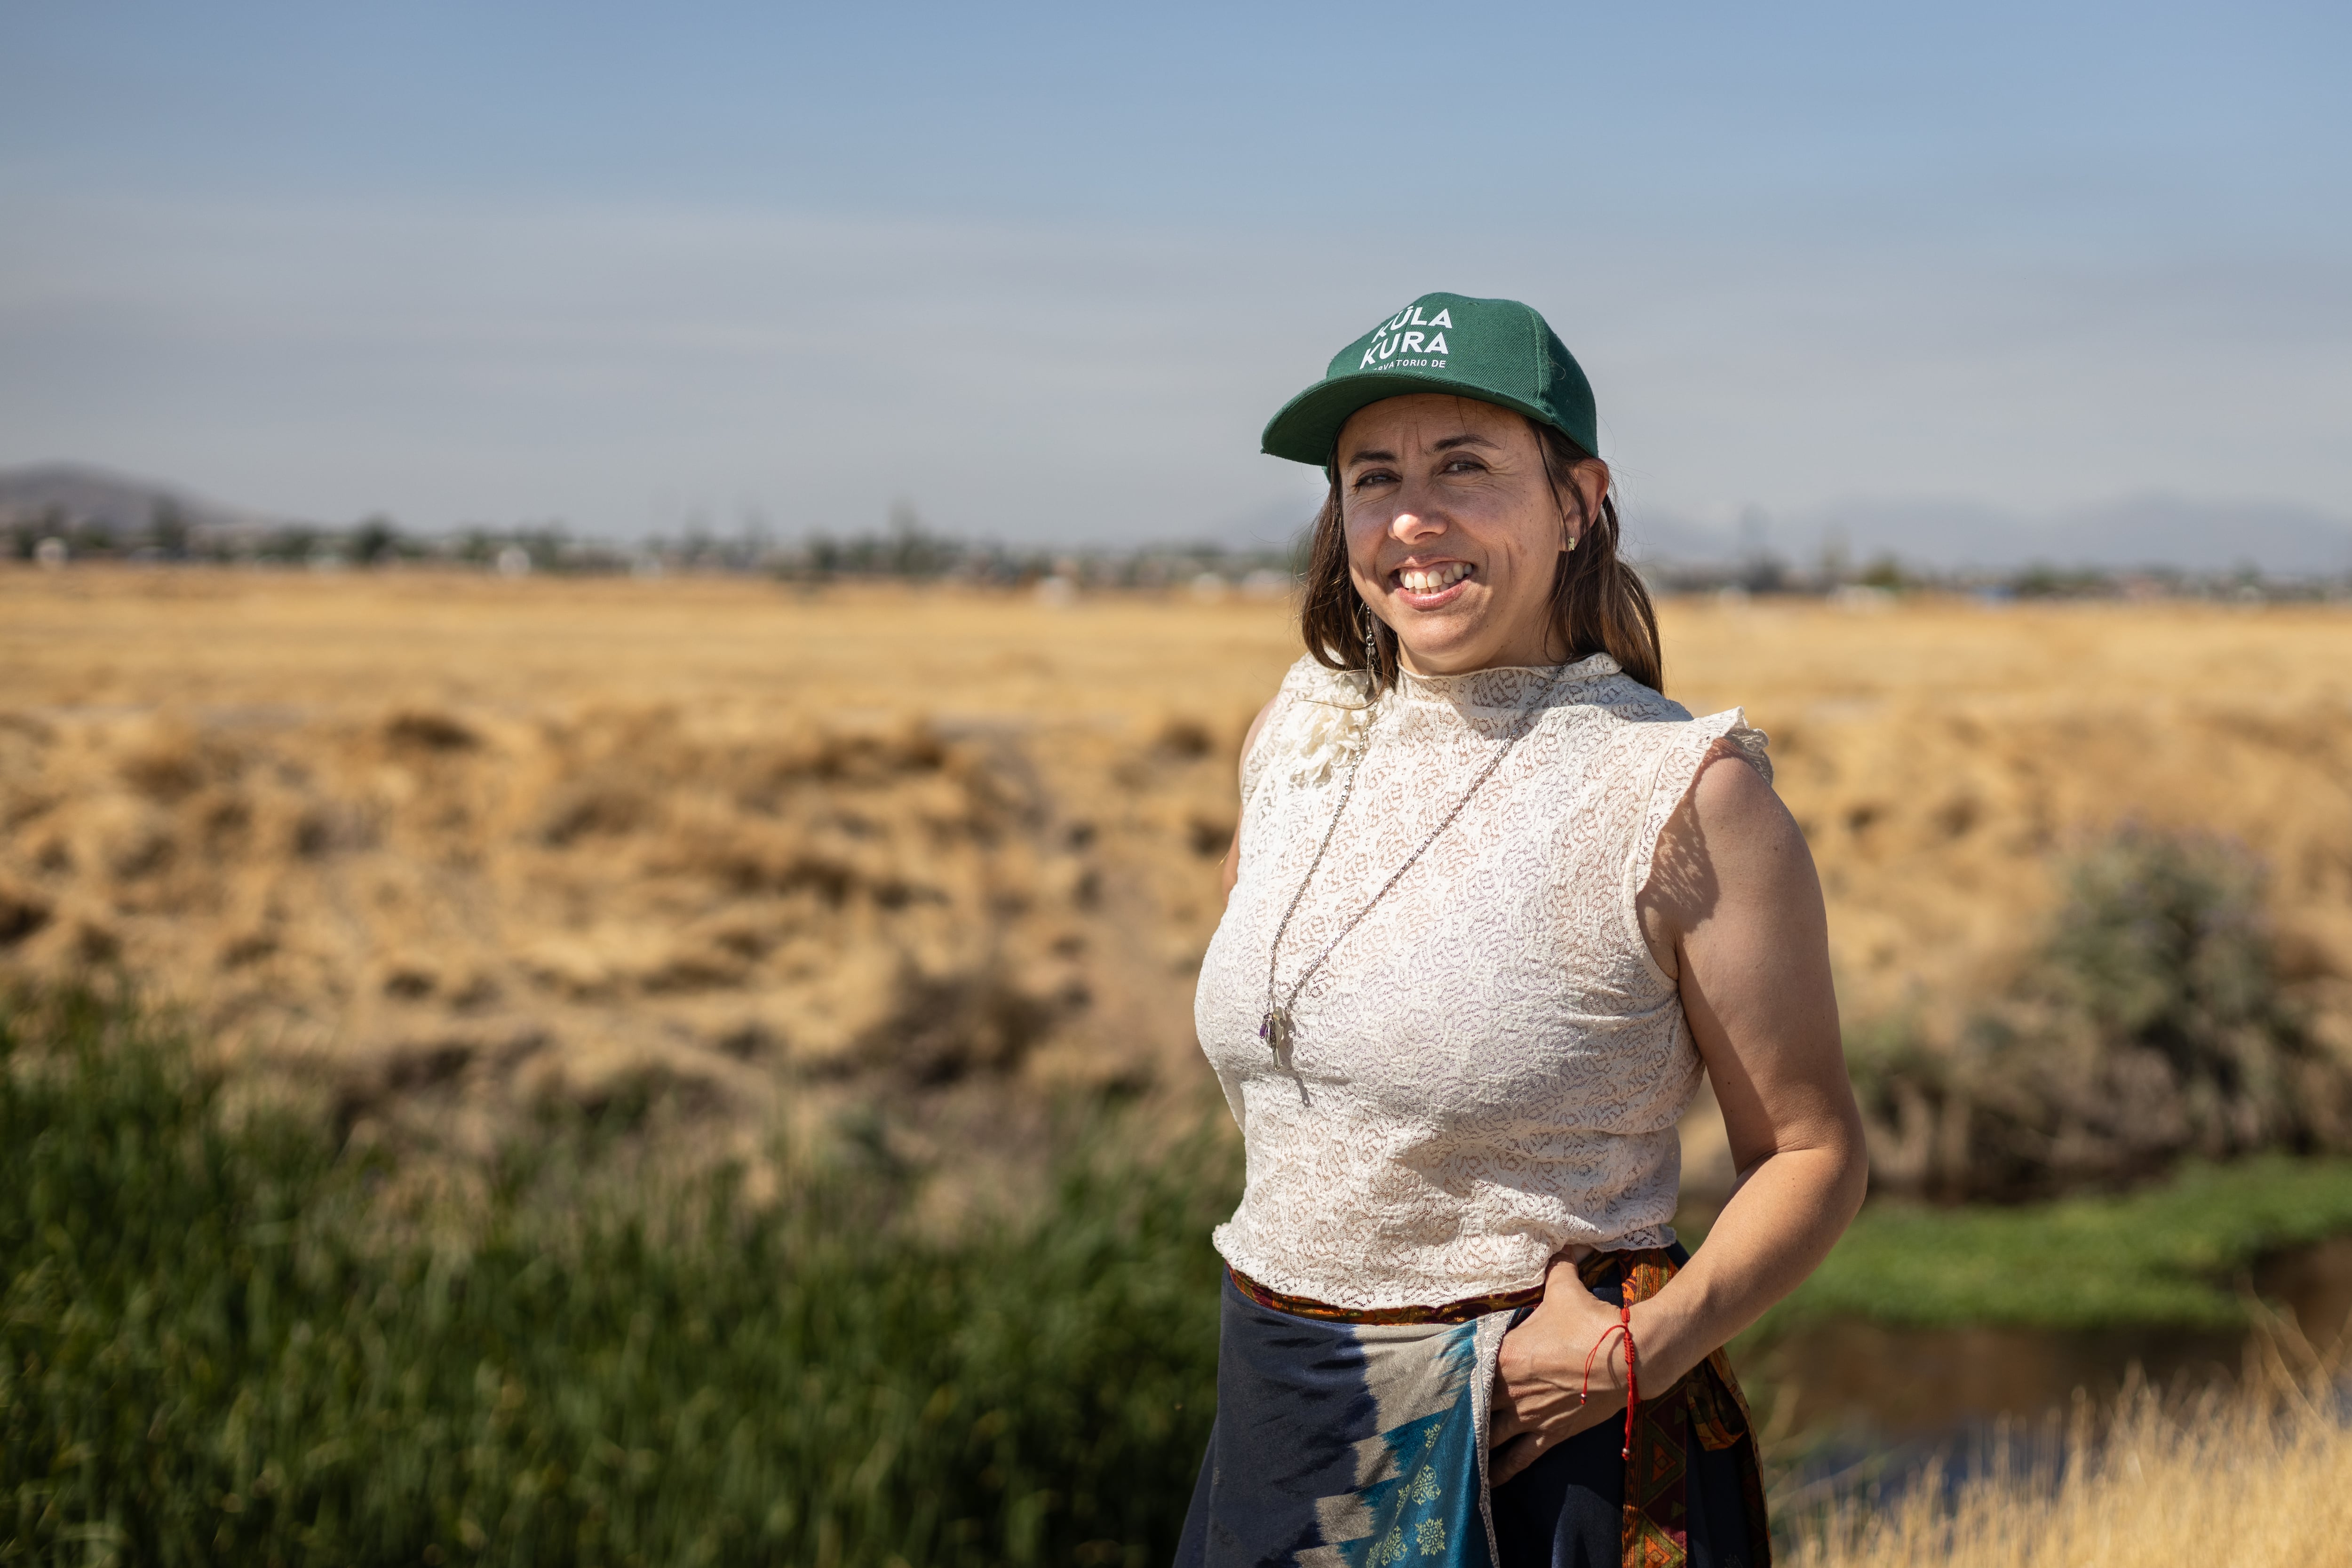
top-left (1225, 1265), bottom-right (1547, 1325)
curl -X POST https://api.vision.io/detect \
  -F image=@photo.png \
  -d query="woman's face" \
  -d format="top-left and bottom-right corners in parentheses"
top-left (1337, 394), bottom-right (1608, 676)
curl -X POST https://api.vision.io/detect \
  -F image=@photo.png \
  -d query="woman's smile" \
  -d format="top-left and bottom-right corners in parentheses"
top-left (1389, 558), bottom-right (1477, 607)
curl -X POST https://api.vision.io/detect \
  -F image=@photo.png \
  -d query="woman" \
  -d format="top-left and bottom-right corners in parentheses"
top-left (1178, 294), bottom-right (1867, 1568)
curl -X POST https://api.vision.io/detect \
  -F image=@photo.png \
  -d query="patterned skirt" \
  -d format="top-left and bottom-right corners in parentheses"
top-left (1174, 1247), bottom-right (1770, 1568)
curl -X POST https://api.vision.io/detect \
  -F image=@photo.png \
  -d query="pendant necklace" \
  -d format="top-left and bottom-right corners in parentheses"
top-left (1259, 659), bottom-right (1574, 1057)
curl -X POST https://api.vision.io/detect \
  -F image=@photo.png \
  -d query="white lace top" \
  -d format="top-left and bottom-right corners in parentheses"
top-left (1194, 653), bottom-right (1771, 1309)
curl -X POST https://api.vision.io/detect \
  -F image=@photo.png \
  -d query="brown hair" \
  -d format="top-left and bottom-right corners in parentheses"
top-left (1297, 416), bottom-right (1664, 693)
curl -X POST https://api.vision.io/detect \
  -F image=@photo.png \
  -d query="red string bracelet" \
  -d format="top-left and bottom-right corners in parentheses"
top-left (1578, 1303), bottom-right (1640, 1460)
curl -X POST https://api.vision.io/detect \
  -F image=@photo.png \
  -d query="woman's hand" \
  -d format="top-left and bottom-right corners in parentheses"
top-left (1488, 1252), bottom-right (1630, 1487)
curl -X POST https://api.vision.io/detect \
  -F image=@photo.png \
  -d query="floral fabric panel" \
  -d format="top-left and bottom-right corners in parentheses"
top-left (1176, 1274), bottom-right (1510, 1568)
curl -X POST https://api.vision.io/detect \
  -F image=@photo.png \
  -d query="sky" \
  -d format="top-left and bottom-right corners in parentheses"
top-left (2, 1), bottom-right (2348, 560)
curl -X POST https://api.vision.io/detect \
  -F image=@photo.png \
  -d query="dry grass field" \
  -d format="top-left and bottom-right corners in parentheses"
top-left (3, 567), bottom-right (2351, 1189)
top-left (1789, 1353), bottom-right (2352, 1568)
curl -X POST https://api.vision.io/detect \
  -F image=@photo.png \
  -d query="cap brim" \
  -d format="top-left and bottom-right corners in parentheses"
top-left (1259, 373), bottom-right (1561, 469)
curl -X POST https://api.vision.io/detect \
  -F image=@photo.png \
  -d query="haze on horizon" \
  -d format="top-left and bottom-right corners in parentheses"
top-left (2, 2), bottom-right (2347, 567)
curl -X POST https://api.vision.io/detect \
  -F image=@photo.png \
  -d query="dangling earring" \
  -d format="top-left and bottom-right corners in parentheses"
top-left (1361, 605), bottom-right (1380, 684)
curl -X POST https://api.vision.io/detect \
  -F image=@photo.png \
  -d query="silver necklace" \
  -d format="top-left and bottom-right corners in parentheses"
top-left (1259, 660), bottom-right (1574, 1056)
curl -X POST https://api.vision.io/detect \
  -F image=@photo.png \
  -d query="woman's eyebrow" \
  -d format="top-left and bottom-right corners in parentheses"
top-left (1343, 433), bottom-right (1498, 467)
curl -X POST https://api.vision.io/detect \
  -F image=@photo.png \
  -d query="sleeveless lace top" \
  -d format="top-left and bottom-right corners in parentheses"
top-left (1193, 653), bottom-right (1771, 1309)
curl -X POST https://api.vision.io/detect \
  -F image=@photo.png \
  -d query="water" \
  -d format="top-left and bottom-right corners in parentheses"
top-left (1745, 1234), bottom-right (2352, 1441)
top-left (2256, 1233), bottom-right (2352, 1347)
top-left (1740, 1234), bottom-right (2352, 1496)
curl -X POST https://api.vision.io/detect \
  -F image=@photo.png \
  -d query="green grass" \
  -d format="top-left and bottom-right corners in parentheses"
top-left (1, 988), bottom-right (1234, 1567)
top-left (9, 986), bottom-right (2352, 1563)
top-left (1754, 1156), bottom-right (2352, 1334)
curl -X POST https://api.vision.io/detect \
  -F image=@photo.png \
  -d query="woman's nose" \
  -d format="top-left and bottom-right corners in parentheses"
top-left (1390, 508), bottom-right (1444, 541)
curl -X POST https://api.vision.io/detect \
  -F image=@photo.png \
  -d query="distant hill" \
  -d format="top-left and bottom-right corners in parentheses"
top-left (1633, 493), bottom-right (2352, 577)
top-left (0, 462), bottom-right (292, 542)
top-left (11, 462), bottom-right (2346, 578)
top-left (1814, 494), bottom-right (2352, 576)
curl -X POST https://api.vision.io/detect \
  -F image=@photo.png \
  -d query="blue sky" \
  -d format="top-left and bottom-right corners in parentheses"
top-left (2, 1), bottom-right (2347, 556)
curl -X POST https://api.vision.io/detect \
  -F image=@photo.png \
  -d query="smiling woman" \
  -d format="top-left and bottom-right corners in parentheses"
top-left (1179, 294), bottom-right (1868, 1568)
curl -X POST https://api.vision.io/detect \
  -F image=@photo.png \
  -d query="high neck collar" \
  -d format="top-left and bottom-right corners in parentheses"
top-left (1391, 653), bottom-right (1620, 710)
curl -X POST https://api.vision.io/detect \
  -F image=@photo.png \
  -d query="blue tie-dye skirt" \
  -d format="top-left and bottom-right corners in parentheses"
top-left (1174, 1250), bottom-right (1768, 1568)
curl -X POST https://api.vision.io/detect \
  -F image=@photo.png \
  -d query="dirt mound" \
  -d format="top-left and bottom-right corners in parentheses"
top-left (5, 571), bottom-right (2351, 1200)
top-left (0, 693), bottom-right (1250, 1183)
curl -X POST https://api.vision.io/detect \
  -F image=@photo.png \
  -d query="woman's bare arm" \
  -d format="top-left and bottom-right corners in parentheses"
top-left (1489, 748), bottom-right (1867, 1482)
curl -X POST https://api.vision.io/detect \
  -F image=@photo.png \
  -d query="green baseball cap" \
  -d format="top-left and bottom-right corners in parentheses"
top-left (1259, 291), bottom-right (1598, 469)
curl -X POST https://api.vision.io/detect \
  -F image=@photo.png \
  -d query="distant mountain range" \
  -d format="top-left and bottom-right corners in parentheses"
top-left (1625, 494), bottom-right (2352, 576)
top-left (0, 462), bottom-right (295, 541)
top-left (10, 462), bottom-right (2350, 576)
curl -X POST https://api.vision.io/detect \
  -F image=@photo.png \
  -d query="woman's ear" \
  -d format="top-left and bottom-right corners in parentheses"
top-left (1572, 459), bottom-right (1611, 525)
top-left (1553, 460), bottom-right (1605, 547)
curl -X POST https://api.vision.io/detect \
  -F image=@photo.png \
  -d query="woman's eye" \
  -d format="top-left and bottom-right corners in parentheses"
top-left (1350, 469), bottom-right (1398, 491)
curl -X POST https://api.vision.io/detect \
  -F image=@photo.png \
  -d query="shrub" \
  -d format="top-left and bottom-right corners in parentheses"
top-left (0, 986), bottom-right (1234, 1566)
top-left (1853, 827), bottom-right (2352, 1202)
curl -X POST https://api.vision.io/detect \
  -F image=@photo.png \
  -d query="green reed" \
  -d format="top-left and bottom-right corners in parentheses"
top-left (11, 985), bottom-right (2351, 1564)
top-left (1, 987), bottom-right (1232, 1567)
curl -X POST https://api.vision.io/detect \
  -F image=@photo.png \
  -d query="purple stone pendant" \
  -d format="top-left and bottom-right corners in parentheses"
top-left (1259, 1007), bottom-right (1293, 1054)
